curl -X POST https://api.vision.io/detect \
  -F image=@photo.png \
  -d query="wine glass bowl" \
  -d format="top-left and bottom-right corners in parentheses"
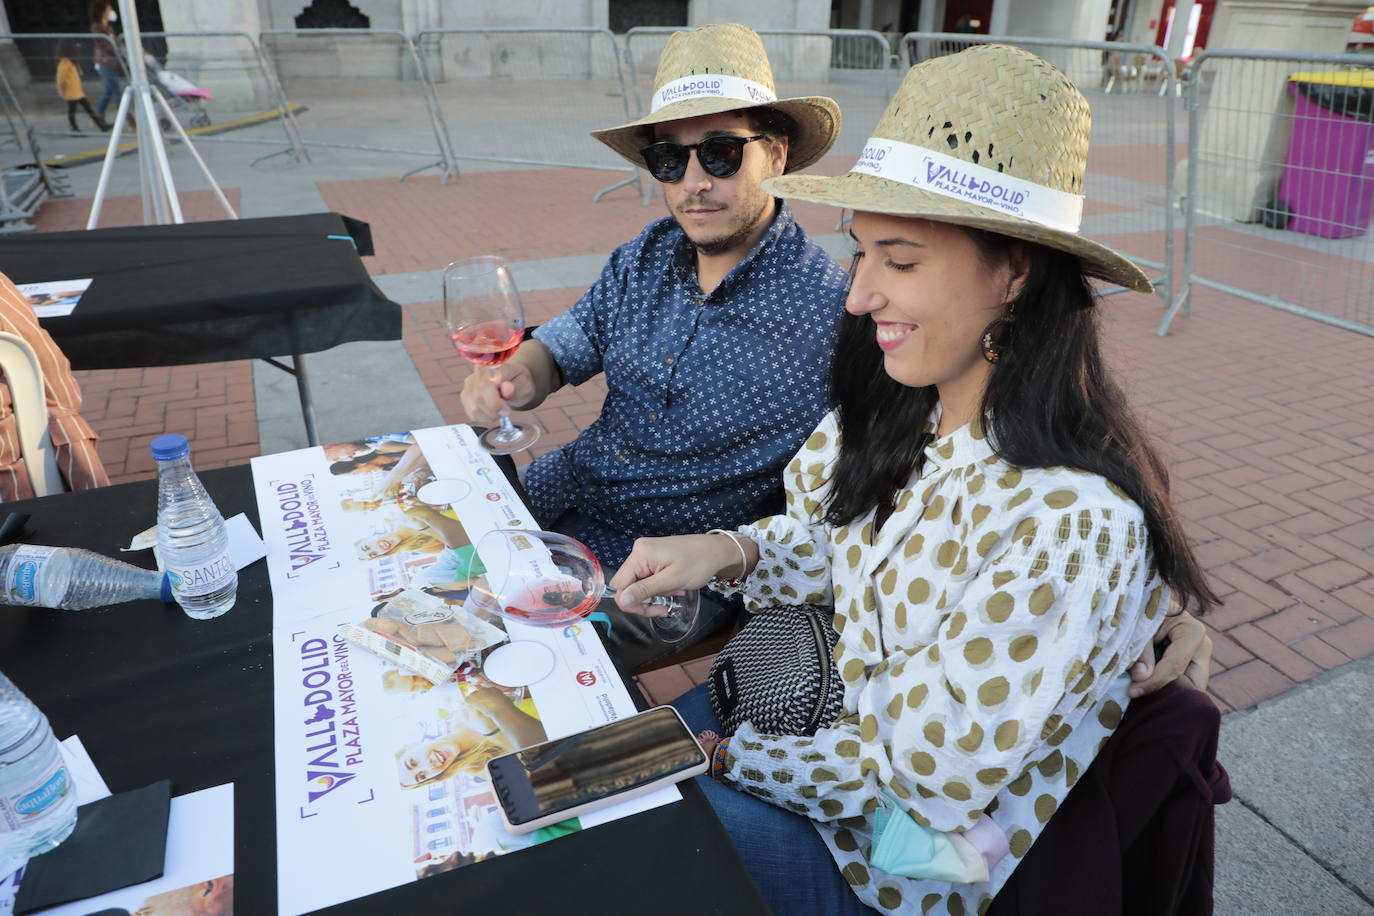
top-left (444, 256), bottom-right (540, 455)
top-left (466, 529), bottom-right (700, 643)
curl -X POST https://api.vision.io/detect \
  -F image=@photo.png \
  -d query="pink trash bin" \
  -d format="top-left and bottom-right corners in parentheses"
top-left (1274, 76), bottom-right (1374, 238)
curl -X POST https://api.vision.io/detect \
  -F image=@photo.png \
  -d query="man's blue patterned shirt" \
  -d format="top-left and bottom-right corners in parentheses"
top-left (529, 202), bottom-right (849, 566)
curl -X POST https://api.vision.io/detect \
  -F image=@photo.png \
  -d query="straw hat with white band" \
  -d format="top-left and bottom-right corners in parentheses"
top-left (763, 44), bottom-right (1152, 295)
top-left (591, 23), bottom-right (841, 174)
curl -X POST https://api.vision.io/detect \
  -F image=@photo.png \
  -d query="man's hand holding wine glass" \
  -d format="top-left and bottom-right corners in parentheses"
top-left (458, 341), bottom-right (547, 425)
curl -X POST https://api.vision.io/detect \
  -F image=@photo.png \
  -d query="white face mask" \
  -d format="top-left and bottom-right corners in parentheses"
top-left (108, 10), bottom-right (118, 21)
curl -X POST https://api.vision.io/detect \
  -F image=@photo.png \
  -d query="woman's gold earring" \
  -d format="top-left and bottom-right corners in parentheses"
top-left (981, 317), bottom-right (1013, 364)
top-left (981, 327), bottom-right (1001, 364)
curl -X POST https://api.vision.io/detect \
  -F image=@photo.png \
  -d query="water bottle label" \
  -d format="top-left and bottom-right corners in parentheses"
top-left (4, 545), bottom-right (59, 607)
top-left (0, 763), bottom-right (69, 827)
top-left (166, 551), bottom-right (235, 598)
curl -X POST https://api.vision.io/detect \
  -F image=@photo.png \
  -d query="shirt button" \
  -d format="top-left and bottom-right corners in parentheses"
top-left (617, 453), bottom-right (628, 462)
top-left (665, 356), bottom-right (675, 365)
top-left (648, 412), bottom-right (658, 421)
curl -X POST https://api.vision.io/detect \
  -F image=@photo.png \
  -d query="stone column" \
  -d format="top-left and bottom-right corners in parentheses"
top-left (988, 0), bottom-right (1011, 36)
top-left (858, 0), bottom-right (875, 30)
top-left (1186, 0), bottom-right (1368, 222)
top-left (157, 0), bottom-right (268, 112)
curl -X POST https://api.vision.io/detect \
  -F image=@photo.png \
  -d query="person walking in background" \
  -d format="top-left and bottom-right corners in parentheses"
top-left (88, 0), bottom-right (123, 121)
top-left (0, 272), bottom-right (109, 500)
top-left (55, 39), bottom-right (109, 132)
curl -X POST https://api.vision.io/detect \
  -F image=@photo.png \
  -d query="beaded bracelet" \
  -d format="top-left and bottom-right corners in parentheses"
top-left (709, 737), bottom-right (731, 781)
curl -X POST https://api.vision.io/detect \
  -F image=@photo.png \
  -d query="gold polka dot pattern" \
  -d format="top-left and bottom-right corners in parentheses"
top-left (713, 410), bottom-right (1164, 914)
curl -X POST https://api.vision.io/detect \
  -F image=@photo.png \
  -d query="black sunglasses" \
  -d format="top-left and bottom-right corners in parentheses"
top-left (639, 134), bottom-right (767, 183)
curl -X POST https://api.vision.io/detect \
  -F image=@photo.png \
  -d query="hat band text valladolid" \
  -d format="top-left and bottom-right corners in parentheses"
top-left (650, 74), bottom-right (778, 114)
top-left (850, 137), bottom-right (1084, 233)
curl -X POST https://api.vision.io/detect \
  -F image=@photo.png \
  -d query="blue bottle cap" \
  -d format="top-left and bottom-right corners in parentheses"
top-left (150, 434), bottom-right (190, 461)
top-left (160, 572), bottom-right (174, 603)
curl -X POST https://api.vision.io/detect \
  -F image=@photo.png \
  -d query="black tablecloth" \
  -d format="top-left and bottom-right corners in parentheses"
top-left (0, 468), bottom-right (768, 915)
top-left (0, 213), bottom-right (401, 370)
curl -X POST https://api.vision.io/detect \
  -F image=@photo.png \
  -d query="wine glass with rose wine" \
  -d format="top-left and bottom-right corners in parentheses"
top-left (466, 529), bottom-right (701, 647)
top-left (444, 255), bottom-right (540, 454)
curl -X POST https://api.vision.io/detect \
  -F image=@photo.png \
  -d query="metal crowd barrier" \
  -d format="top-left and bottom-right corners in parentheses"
top-left (415, 27), bottom-right (641, 198)
top-left (0, 56), bottom-right (68, 232)
top-left (140, 31), bottom-right (306, 164)
top-left (258, 28), bottom-right (455, 179)
top-left (1162, 48), bottom-right (1374, 338)
top-left (904, 33), bottom-right (1178, 306)
top-left (624, 26), bottom-right (894, 167)
top-left (0, 30), bottom-right (305, 166)
top-left (0, 45), bottom-right (33, 154)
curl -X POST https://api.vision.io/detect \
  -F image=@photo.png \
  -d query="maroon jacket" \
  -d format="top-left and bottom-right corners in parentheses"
top-left (989, 683), bottom-right (1231, 916)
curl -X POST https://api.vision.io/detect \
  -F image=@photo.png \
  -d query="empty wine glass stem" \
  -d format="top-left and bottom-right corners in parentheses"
top-left (601, 585), bottom-right (674, 610)
top-left (488, 366), bottom-right (517, 436)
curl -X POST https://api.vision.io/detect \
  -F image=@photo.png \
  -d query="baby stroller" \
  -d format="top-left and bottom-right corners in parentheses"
top-left (143, 52), bottom-right (212, 130)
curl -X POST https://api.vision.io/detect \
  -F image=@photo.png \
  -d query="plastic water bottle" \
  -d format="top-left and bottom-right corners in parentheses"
top-left (0, 670), bottom-right (76, 858)
top-left (0, 545), bottom-right (171, 611)
top-left (153, 434), bottom-right (236, 620)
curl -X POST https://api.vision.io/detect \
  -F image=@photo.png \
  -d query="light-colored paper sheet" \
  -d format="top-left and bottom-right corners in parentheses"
top-left (17, 280), bottom-right (91, 319)
top-left (125, 512), bottom-right (267, 573)
top-left (253, 425), bottom-right (679, 916)
top-left (60, 734), bottom-right (110, 805)
top-left (225, 512), bottom-right (267, 570)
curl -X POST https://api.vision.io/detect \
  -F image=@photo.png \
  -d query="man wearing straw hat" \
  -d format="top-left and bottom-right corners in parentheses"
top-left (461, 23), bottom-right (850, 665)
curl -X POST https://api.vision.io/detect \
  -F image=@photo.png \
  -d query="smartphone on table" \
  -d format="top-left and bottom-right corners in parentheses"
top-left (485, 705), bottom-right (708, 834)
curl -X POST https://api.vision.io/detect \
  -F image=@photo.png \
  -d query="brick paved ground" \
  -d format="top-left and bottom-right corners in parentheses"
top-left (30, 159), bottom-right (1374, 713)
top-left (32, 190), bottom-right (259, 483)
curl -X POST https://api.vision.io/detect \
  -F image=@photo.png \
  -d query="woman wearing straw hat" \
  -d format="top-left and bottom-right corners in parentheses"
top-left (611, 45), bottom-right (1221, 914)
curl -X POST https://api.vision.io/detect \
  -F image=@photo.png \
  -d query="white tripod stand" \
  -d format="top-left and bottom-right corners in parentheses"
top-left (86, 0), bottom-right (236, 228)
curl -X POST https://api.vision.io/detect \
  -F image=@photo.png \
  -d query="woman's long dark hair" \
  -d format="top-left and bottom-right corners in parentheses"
top-left (825, 230), bottom-right (1219, 614)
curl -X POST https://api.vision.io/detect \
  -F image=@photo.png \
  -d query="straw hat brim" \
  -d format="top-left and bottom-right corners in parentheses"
top-left (591, 95), bottom-right (841, 175)
top-left (762, 171), bottom-right (1153, 295)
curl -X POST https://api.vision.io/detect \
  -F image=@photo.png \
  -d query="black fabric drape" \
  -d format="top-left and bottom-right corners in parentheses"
top-left (988, 683), bottom-right (1231, 916)
top-left (0, 212), bottom-right (399, 369)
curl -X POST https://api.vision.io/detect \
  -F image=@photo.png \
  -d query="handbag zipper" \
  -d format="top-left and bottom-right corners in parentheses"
top-left (803, 609), bottom-right (832, 735)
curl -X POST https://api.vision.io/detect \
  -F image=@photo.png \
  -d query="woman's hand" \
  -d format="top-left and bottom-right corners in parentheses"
top-left (1128, 609), bottom-right (1213, 697)
top-left (609, 534), bottom-right (749, 615)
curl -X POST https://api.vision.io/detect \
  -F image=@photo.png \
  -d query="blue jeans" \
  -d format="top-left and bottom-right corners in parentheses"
top-left (671, 685), bottom-right (875, 914)
top-left (94, 64), bottom-right (121, 116)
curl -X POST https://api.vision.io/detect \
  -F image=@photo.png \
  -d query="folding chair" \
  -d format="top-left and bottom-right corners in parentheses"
top-left (0, 331), bottom-right (62, 496)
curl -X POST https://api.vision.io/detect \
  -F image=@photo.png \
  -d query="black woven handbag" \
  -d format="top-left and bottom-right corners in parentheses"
top-left (707, 604), bottom-right (844, 737)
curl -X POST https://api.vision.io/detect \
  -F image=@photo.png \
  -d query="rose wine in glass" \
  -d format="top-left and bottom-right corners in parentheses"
top-left (444, 256), bottom-right (540, 454)
top-left (467, 529), bottom-right (700, 644)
